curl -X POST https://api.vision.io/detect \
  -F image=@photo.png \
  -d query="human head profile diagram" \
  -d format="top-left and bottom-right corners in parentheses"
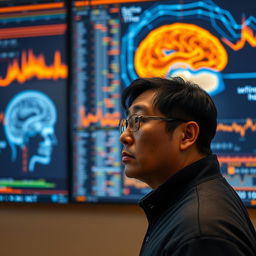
top-left (4, 90), bottom-right (57, 172)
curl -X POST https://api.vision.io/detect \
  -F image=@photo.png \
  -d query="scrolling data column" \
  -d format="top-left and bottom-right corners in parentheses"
top-left (72, 4), bottom-right (122, 202)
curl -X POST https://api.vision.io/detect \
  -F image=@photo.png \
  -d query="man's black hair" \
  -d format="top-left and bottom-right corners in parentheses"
top-left (121, 77), bottom-right (217, 155)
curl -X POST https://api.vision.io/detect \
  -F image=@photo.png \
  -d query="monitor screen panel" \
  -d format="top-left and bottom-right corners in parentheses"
top-left (71, 0), bottom-right (256, 206)
top-left (0, 1), bottom-right (69, 203)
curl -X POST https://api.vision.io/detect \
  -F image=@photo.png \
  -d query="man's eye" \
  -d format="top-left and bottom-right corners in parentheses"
top-left (134, 116), bottom-right (140, 123)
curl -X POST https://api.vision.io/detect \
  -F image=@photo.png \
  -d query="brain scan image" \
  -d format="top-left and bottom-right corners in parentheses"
top-left (134, 23), bottom-right (227, 95)
top-left (121, 0), bottom-right (256, 97)
top-left (4, 90), bottom-right (57, 172)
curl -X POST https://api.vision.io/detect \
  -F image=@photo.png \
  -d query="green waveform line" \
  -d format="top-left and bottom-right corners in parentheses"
top-left (0, 179), bottom-right (55, 188)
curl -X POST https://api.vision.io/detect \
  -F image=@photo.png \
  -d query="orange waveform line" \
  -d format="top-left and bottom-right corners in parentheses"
top-left (79, 106), bottom-right (120, 127)
top-left (124, 177), bottom-right (149, 189)
top-left (218, 156), bottom-right (256, 163)
top-left (0, 187), bottom-right (23, 194)
top-left (0, 3), bottom-right (64, 14)
top-left (74, 1), bottom-right (90, 6)
top-left (74, 0), bottom-right (152, 6)
top-left (217, 118), bottom-right (256, 137)
top-left (222, 24), bottom-right (256, 50)
top-left (0, 50), bottom-right (67, 87)
top-left (251, 200), bottom-right (256, 205)
top-left (0, 24), bottom-right (66, 39)
top-left (234, 187), bottom-right (256, 191)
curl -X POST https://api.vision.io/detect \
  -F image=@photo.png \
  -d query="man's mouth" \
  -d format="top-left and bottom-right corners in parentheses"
top-left (122, 151), bottom-right (135, 162)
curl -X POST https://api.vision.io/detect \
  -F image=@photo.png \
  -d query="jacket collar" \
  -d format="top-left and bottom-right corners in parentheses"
top-left (139, 154), bottom-right (221, 222)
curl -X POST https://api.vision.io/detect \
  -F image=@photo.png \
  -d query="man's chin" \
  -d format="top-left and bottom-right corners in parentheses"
top-left (124, 167), bottom-right (144, 180)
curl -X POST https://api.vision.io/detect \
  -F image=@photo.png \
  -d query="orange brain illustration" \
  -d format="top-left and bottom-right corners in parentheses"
top-left (134, 23), bottom-right (228, 77)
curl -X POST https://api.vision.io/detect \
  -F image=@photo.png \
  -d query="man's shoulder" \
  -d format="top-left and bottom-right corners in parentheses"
top-left (141, 176), bottom-right (256, 256)
top-left (163, 176), bottom-right (254, 243)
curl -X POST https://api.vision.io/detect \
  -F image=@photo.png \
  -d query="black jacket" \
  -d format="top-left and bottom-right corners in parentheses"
top-left (139, 155), bottom-right (256, 256)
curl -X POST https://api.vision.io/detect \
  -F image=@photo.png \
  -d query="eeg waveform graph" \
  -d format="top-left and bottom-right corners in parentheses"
top-left (0, 50), bottom-right (67, 87)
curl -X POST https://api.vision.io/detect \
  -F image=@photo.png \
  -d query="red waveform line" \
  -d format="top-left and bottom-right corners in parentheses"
top-left (0, 112), bottom-right (4, 124)
top-left (234, 187), bottom-right (256, 191)
top-left (222, 23), bottom-right (256, 50)
top-left (0, 187), bottom-right (67, 194)
top-left (217, 118), bottom-right (256, 137)
top-left (74, 0), bottom-right (151, 7)
top-left (0, 24), bottom-right (66, 39)
top-left (0, 2), bottom-right (64, 14)
top-left (218, 156), bottom-right (256, 163)
top-left (79, 106), bottom-right (120, 127)
top-left (0, 50), bottom-right (67, 87)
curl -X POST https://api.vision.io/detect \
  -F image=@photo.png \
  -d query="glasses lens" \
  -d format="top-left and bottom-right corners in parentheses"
top-left (130, 115), bottom-right (140, 132)
top-left (120, 115), bottom-right (140, 133)
top-left (119, 119), bottom-right (125, 133)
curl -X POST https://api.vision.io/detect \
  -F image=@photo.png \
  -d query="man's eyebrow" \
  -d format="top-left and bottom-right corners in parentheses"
top-left (127, 105), bottom-right (147, 115)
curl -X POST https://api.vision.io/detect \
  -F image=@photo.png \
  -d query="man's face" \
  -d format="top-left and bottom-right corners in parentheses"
top-left (120, 90), bottom-right (183, 188)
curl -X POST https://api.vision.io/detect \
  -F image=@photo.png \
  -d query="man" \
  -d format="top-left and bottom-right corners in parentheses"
top-left (119, 77), bottom-right (256, 256)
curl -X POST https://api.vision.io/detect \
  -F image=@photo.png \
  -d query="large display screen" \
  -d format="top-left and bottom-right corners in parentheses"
top-left (0, 1), bottom-right (69, 203)
top-left (71, 0), bottom-right (256, 206)
top-left (1, 0), bottom-right (255, 206)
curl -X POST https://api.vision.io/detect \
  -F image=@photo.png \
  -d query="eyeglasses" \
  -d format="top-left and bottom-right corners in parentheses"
top-left (119, 114), bottom-right (187, 133)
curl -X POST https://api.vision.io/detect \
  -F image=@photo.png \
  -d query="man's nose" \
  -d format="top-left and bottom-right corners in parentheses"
top-left (119, 129), bottom-right (134, 145)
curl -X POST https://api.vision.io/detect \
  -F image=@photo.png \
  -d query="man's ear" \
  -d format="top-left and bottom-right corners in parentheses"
top-left (180, 121), bottom-right (200, 151)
